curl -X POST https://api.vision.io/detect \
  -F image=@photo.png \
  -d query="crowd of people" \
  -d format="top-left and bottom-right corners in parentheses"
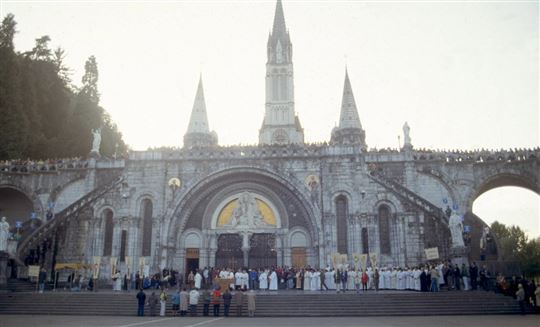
top-left (125, 260), bottom-right (540, 317)
top-left (0, 158), bottom-right (89, 173)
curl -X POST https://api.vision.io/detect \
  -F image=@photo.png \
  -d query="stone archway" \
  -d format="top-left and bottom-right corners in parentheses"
top-left (167, 167), bottom-right (321, 271)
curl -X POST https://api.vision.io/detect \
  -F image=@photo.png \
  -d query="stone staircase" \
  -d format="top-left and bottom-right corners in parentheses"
top-left (0, 290), bottom-right (529, 316)
top-left (369, 174), bottom-right (447, 222)
top-left (16, 176), bottom-right (125, 264)
top-left (1, 279), bottom-right (38, 293)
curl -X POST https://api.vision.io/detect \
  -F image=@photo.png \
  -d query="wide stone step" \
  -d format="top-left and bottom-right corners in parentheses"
top-left (0, 291), bottom-right (528, 316)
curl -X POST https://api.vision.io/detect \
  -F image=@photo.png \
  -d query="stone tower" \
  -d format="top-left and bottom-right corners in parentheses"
top-left (330, 69), bottom-right (367, 150)
top-left (183, 76), bottom-right (218, 149)
top-left (259, 0), bottom-right (304, 145)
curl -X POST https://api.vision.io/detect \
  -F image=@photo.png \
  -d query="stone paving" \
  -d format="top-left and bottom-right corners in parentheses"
top-left (0, 315), bottom-right (538, 327)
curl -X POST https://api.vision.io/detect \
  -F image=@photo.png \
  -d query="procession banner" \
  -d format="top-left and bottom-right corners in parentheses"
top-left (92, 256), bottom-right (101, 279)
top-left (125, 256), bottom-right (132, 277)
top-left (110, 256), bottom-right (118, 276)
top-left (424, 247), bottom-right (440, 260)
top-left (331, 253), bottom-right (340, 269)
top-left (359, 254), bottom-right (368, 270)
top-left (28, 265), bottom-right (40, 277)
top-left (353, 253), bottom-right (360, 271)
top-left (369, 252), bottom-right (378, 268)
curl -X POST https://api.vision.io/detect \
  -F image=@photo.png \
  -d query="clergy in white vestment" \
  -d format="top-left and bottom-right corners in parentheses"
top-left (390, 269), bottom-right (397, 289)
top-left (436, 263), bottom-right (444, 286)
top-left (268, 270), bottom-right (278, 291)
top-left (397, 270), bottom-right (405, 290)
top-left (194, 271), bottom-right (203, 289)
top-left (413, 268), bottom-right (422, 291)
top-left (228, 271), bottom-right (235, 290)
top-left (235, 271), bottom-right (242, 289)
top-left (219, 269), bottom-right (228, 279)
top-left (347, 270), bottom-right (356, 290)
top-left (304, 270), bottom-right (312, 291)
top-left (406, 269), bottom-right (413, 290)
top-left (379, 269), bottom-right (385, 289)
top-left (259, 270), bottom-right (268, 290)
top-left (383, 269), bottom-right (391, 289)
top-left (241, 270), bottom-right (250, 290)
top-left (325, 270), bottom-right (335, 290)
top-left (113, 271), bottom-right (122, 291)
top-left (311, 270), bottom-right (321, 291)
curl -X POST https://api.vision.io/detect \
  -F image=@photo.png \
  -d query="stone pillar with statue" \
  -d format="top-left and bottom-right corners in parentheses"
top-left (0, 217), bottom-right (10, 288)
top-left (448, 209), bottom-right (469, 266)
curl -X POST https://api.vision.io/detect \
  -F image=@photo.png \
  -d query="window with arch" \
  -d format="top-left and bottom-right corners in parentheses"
top-left (102, 209), bottom-right (114, 256)
top-left (335, 195), bottom-right (348, 254)
top-left (378, 204), bottom-right (391, 255)
top-left (141, 199), bottom-right (153, 256)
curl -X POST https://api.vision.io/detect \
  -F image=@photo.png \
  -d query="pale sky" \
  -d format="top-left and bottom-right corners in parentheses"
top-left (1, 0), bottom-right (539, 237)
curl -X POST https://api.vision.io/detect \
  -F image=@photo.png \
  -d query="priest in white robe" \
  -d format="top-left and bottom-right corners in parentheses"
top-left (194, 270), bottom-right (202, 289)
top-left (268, 270), bottom-right (278, 291)
top-left (259, 270), bottom-right (268, 290)
top-left (311, 270), bottom-right (321, 291)
top-left (390, 268), bottom-right (397, 289)
top-left (304, 270), bottom-right (312, 291)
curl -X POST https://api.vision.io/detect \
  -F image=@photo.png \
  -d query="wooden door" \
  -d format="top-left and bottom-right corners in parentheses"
top-left (291, 247), bottom-right (306, 268)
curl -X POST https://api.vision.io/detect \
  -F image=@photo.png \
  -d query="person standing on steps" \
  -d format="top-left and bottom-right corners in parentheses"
top-left (189, 288), bottom-right (200, 316)
top-left (148, 291), bottom-right (158, 316)
top-left (159, 289), bottom-right (168, 316)
top-left (202, 288), bottom-right (212, 316)
top-left (38, 267), bottom-right (47, 293)
top-left (136, 289), bottom-right (146, 316)
top-left (234, 288), bottom-right (244, 317)
top-left (179, 288), bottom-right (189, 316)
top-left (246, 289), bottom-right (256, 317)
top-left (212, 287), bottom-right (222, 316)
top-left (222, 288), bottom-right (232, 316)
top-left (171, 289), bottom-right (180, 316)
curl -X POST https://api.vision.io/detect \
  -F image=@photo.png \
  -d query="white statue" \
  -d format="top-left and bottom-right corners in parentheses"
top-left (403, 122), bottom-right (411, 147)
top-left (480, 226), bottom-right (490, 250)
top-left (0, 217), bottom-right (10, 252)
top-left (229, 192), bottom-right (267, 228)
top-left (91, 128), bottom-right (101, 153)
top-left (448, 212), bottom-right (464, 247)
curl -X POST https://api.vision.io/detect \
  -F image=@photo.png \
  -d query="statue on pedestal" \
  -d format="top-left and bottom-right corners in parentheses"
top-left (91, 128), bottom-right (101, 154)
top-left (0, 217), bottom-right (10, 252)
top-left (449, 212), bottom-right (465, 247)
top-left (402, 122), bottom-right (412, 148)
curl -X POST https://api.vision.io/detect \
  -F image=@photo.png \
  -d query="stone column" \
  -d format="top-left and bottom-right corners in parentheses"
top-left (241, 232), bottom-right (250, 268)
top-left (0, 251), bottom-right (8, 287)
top-left (208, 234), bottom-right (217, 268)
top-left (275, 234), bottom-right (283, 267)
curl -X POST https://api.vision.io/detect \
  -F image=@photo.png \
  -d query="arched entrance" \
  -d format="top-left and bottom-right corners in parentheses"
top-left (465, 173), bottom-right (540, 272)
top-left (215, 234), bottom-right (243, 269)
top-left (249, 233), bottom-right (277, 269)
top-left (168, 167), bottom-right (321, 272)
top-left (0, 187), bottom-right (34, 226)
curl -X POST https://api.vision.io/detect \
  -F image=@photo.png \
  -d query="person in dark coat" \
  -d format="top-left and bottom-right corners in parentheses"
top-left (222, 289), bottom-right (232, 317)
top-left (420, 269), bottom-right (428, 292)
top-left (136, 289), bottom-right (146, 316)
top-left (470, 262), bottom-right (478, 290)
top-left (148, 292), bottom-right (159, 316)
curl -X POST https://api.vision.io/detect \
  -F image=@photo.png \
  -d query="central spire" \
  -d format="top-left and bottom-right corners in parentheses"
top-left (259, 0), bottom-right (303, 145)
top-left (330, 69), bottom-right (367, 149)
top-left (183, 75), bottom-right (218, 149)
top-left (272, 0), bottom-right (287, 36)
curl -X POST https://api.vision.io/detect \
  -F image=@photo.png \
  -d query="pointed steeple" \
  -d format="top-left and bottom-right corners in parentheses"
top-left (183, 75), bottom-right (218, 149)
top-left (339, 69), bottom-right (362, 130)
top-left (331, 69), bottom-right (367, 149)
top-left (272, 0), bottom-right (287, 36)
top-left (186, 75), bottom-right (210, 134)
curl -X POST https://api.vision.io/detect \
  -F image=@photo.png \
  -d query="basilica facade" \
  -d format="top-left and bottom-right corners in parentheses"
top-left (4, 0), bottom-right (539, 281)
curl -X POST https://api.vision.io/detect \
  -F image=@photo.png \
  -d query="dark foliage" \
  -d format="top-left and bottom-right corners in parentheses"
top-left (0, 14), bottom-right (128, 160)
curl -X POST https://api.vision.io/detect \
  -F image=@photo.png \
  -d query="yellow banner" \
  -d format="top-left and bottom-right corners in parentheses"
top-left (359, 254), bottom-right (368, 270)
top-left (110, 256), bottom-right (118, 276)
top-left (369, 252), bottom-right (378, 268)
top-left (92, 256), bottom-right (101, 279)
top-left (125, 256), bottom-right (132, 276)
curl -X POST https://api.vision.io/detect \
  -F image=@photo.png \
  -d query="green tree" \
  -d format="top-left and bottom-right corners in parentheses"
top-left (26, 35), bottom-right (52, 61)
top-left (0, 14), bottom-right (29, 159)
top-left (80, 55), bottom-right (99, 103)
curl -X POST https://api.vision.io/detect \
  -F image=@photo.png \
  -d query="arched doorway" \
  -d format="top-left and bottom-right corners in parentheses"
top-left (0, 188), bottom-right (34, 226)
top-left (215, 234), bottom-right (243, 270)
top-left (249, 233), bottom-right (277, 269)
